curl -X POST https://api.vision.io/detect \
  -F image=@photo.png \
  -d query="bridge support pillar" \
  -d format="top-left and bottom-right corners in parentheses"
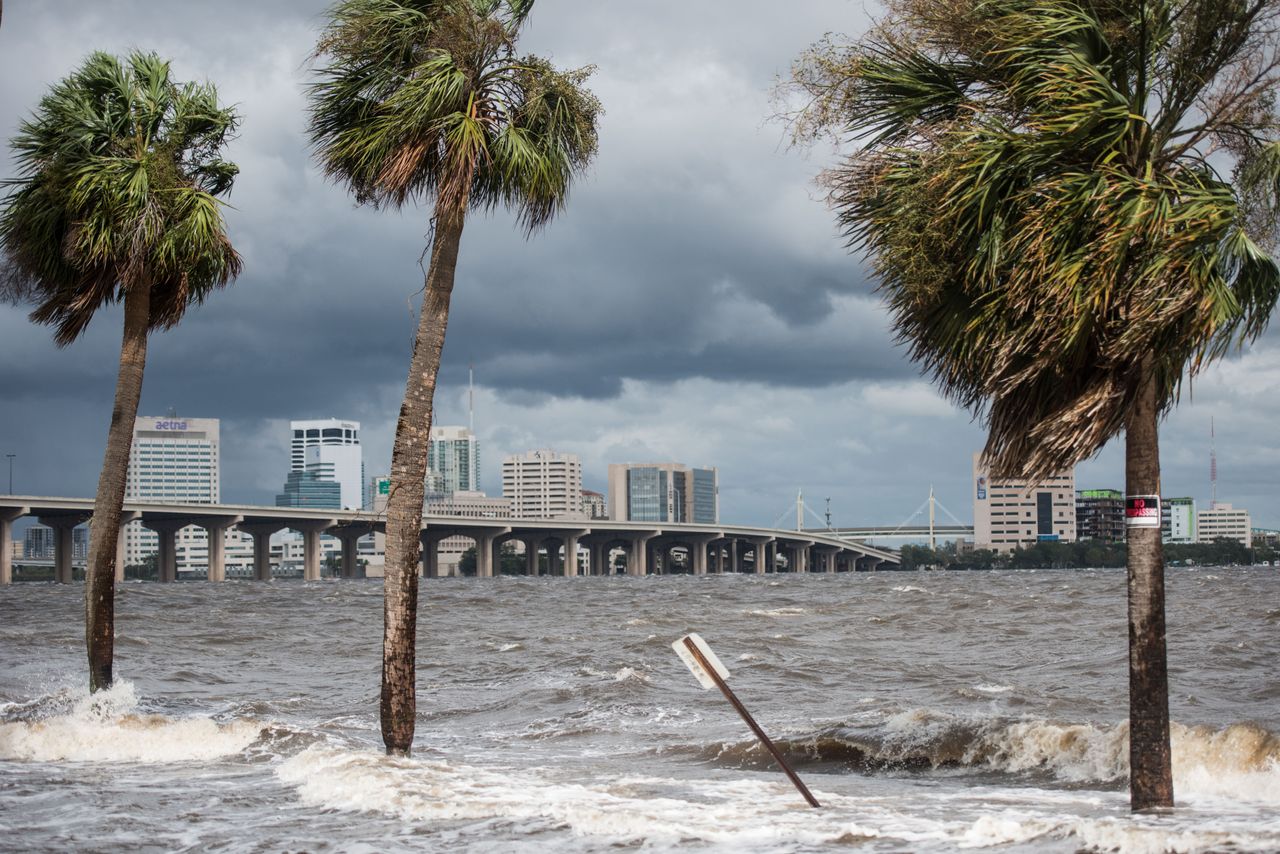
top-left (472, 528), bottom-right (510, 578)
top-left (748, 537), bottom-right (773, 574)
top-left (522, 537), bottom-right (539, 576)
top-left (194, 515), bottom-right (242, 582)
top-left (420, 533), bottom-right (445, 578)
top-left (563, 533), bottom-right (585, 577)
top-left (39, 515), bottom-right (87, 584)
top-left (589, 542), bottom-right (606, 576)
top-left (113, 512), bottom-right (140, 582)
top-left (141, 519), bottom-right (187, 583)
top-left (239, 522), bottom-right (284, 581)
top-left (628, 533), bottom-right (657, 576)
top-left (292, 520), bottom-right (335, 581)
top-left (0, 507), bottom-right (28, 585)
top-left (546, 539), bottom-right (562, 576)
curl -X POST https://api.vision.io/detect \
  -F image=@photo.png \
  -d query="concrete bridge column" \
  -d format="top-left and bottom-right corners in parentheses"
top-left (729, 539), bottom-right (739, 573)
top-left (292, 520), bottom-right (335, 581)
top-left (420, 533), bottom-right (445, 578)
top-left (472, 529), bottom-right (509, 578)
top-left (195, 515), bottom-right (242, 582)
top-left (629, 534), bottom-right (656, 576)
top-left (113, 512), bottom-right (140, 582)
top-left (39, 515), bottom-right (86, 584)
top-left (690, 536), bottom-right (719, 576)
top-left (1, 507), bottom-right (28, 585)
top-left (563, 533), bottom-right (583, 577)
top-left (546, 539), bottom-right (563, 576)
top-left (748, 537), bottom-right (773, 574)
top-left (141, 520), bottom-right (187, 583)
top-left (523, 537), bottom-right (539, 576)
top-left (236, 522), bottom-right (283, 581)
top-left (589, 542), bottom-right (606, 576)
top-left (332, 528), bottom-right (369, 579)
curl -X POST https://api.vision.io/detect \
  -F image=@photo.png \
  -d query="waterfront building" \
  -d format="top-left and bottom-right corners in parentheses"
top-left (972, 453), bottom-right (1076, 552)
top-left (581, 489), bottom-right (607, 520)
top-left (1197, 503), bottom-right (1252, 547)
top-left (276, 457), bottom-right (343, 509)
top-left (123, 416), bottom-right (219, 570)
top-left (290, 419), bottom-right (363, 510)
top-left (1076, 489), bottom-right (1125, 542)
top-left (607, 463), bottom-right (719, 524)
top-left (24, 524), bottom-right (88, 560)
top-left (502, 450), bottom-right (585, 520)
top-left (1162, 497), bottom-right (1197, 544)
top-left (428, 426), bottom-right (480, 496)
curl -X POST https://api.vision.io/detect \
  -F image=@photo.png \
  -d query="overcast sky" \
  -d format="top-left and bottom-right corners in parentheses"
top-left (1, 1), bottom-right (1277, 532)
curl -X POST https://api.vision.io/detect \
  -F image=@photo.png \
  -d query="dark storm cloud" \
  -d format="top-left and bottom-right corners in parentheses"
top-left (2, 1), bottom-right (1276, 528)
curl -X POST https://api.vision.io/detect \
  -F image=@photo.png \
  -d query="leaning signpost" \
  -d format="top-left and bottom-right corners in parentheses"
top-left (672, 633), bottom-right (821, 808)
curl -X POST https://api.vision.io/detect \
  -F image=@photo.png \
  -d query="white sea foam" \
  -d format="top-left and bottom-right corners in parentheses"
top-left (891, 585), bottom-right (930, 594)
top-left (744, 607), bottom-right (808, 617)
top-left (277, 744), bottom-right (1280, 853)
top-left (0, 681), bottom-right (262, 763)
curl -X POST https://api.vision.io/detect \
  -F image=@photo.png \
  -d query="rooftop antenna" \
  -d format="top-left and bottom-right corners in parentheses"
top-left (468, 363), bottom-right (475, 434)
top-left (796, 488), bottom-right (803, 532)
top-left (1210, 416), bottom-right (1217, 508)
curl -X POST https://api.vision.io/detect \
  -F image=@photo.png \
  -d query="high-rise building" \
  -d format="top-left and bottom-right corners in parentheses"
top-left (972, 453), bottom-right (1076, 552)
top-left (124, 415), bottom-right (220, 569)
top-left (276, 464), bottom-right (342, 509)
top-left (607, 463), bottom-right (719, 524)
top-left (428, 426), bottom-right (480, 496)
top-left (502, 450), bottom-right (585, 519)
top-left (1162, 497), bottom-right (1196, 544)
top-left (24, 525), bottom-right (88, 560)
top-left (290, 419), bottom-right (364, 510)
top-left (1197, 503), bottom-right (1251, 546)
top-left (1076, 489), bottom-right (1125, 542)
top-left (581, 489), bottom-right (607, 520)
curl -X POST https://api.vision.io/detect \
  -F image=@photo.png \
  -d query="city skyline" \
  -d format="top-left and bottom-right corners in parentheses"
top-left (0, 1), bottom-right (1277, 530)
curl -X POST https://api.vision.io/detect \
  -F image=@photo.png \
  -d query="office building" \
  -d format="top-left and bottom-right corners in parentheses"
top-left (24, 524), bottom-right (88, 560)
top-left (290, 419), bottom-right (363, 510)
top-left (276, 460), bottom-right (343, 509)
top-left (428, 426), bottom-right (480, 496)
top-left (581, 489), bottom-right (607, 520)
top-left (502, 450), bottom-right (585, 519)
top-left (1197, 503), bottom-right (1251, 547)
top-left (607, 463), bottom-right (719, 524)
top-left (972, 453), bottom-right (1076, 552)
top-left (1076, 489), bottom-right (1125, 542)
top-left (1162, 497), bottom-right (1196, 544)
top-left (124, 416), bottom-right (220, 569)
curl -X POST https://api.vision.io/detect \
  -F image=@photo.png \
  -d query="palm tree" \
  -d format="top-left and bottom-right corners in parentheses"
top-left (788, 0), bottom-right (1280, 809)
top-left (1, 51), bottom-right (241, 692)
top-left (308, 0), bottom-right (600, 756)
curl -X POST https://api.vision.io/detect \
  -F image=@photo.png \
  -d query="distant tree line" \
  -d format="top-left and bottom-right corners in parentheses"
top-left (900, 538), bottom-right (1279, 570)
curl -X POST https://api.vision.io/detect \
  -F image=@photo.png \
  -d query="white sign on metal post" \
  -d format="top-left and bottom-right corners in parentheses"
top-left (672, 633), bottom-right (730, 690)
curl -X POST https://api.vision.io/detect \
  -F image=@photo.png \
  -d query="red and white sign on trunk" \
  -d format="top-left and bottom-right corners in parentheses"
top-left (1126, 495), bottom-right (1161, 528)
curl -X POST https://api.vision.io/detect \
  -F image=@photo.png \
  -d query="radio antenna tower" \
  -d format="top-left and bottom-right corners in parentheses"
top-left (1210, 417), bottom-right (1217, 508)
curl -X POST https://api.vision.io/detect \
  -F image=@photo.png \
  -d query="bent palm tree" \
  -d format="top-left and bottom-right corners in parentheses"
top-left (309, 0), bottom-right (600, 755)
top-left (1, 51), bottom-right (241, 692)
top-left (789, 0), bottom-right (1280, 809)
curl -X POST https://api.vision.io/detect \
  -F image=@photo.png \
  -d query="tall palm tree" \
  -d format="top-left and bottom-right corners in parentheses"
top-left (788, 0), bottom-right (1280, 809)
top-left (1, 51), bottom-right (241, 692)
top-left (308, 0), bottom-right (600, 756)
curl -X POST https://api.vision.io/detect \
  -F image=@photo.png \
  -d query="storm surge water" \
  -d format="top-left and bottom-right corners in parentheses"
top-left (2, 569), bottom-right (1277, 852)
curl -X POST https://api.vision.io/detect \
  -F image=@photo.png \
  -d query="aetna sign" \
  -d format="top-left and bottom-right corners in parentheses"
top-left (153, 420), bottom-right (188, 431)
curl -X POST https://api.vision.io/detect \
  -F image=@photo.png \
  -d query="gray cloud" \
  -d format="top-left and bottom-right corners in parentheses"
top-left (1, 1), bottom-right (1277, 530)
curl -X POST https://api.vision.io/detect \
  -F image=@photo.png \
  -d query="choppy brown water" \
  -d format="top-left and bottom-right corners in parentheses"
top-left (2, 568), bottom-right (1278, 852)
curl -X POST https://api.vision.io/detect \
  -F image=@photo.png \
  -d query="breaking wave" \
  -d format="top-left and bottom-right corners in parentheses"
top-left (701, 709), bottom-right (1280, 804)
top-left (0, 681), bottom-right (264, 763)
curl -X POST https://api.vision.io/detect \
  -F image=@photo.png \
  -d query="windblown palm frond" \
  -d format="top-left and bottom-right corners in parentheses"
top-left (308, 0), bottom-right (600, 229)
top-left (793, 0), bottom-right (1280, 479)
top-left (0, 51), bottom-right (242, 345)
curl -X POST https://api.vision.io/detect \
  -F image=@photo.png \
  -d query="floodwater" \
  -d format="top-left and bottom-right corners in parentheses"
top-left (1, 568), bottom-right (1278, 852)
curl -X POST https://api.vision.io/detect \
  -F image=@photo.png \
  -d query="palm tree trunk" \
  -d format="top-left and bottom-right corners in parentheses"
top-left (85, 280), bottom-right (151, 693)
top-left (381, 199), bottom-right (466, 756)
top-left (1125, 368), bottom-right (1173, 810)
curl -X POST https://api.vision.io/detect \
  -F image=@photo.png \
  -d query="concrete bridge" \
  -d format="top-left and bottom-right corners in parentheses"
top-left (0, 495), bottom-right (900, 584)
